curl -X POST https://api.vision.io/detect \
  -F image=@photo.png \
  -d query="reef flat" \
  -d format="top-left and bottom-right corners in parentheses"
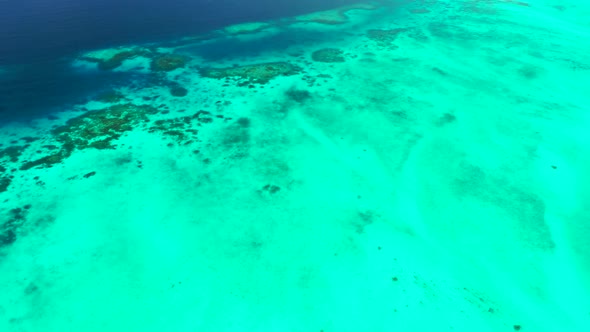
top-left (1, 1), bottom-right (589, 331)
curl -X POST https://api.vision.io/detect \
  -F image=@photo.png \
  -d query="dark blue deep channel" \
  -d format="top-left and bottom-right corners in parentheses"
top-left (0, 0), bottom-right (360, 122)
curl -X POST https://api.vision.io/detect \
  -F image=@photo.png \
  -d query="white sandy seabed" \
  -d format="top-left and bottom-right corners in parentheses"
top-left (1, 0), bottom-right (589, 331)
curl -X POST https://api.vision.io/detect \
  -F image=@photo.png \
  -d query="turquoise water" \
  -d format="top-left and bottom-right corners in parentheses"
top-left (1, 0), bottom-right (590, 331)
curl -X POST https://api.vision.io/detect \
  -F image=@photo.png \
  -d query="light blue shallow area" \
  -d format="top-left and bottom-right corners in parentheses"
top-left (1, 1), bottom-right (589, 331)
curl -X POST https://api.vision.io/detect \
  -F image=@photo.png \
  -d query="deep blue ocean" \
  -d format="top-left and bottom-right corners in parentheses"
top-left (0, 0), bottom-right (359, 121)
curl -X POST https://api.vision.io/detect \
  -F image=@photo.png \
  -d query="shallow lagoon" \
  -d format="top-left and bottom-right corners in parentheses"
top-left (1, 1), bottom-right (589, 331)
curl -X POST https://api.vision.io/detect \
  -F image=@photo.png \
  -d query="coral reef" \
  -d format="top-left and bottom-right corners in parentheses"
top-left (0, 226), bottom-right (16, 247)
top-left (20, 137), bottom-right (39, 143)
top-left (0, 145), bottom-right (28, 163)
top-left (20, 152), bottom-right (71, 171)
top-left (311, 48), bottom-right (346, 63)
top-left (0, 177), bottom-right (10, 193)
top-left (224, 22), bottom-right (270, 35)
top-left (223, 121), bottom-right (250, 145)
top-left (147, 110), bottom-right (214, 145)
top-left (199, 62), bottom-right (301, 85)
top-left (295, 2), bottom-right (379, 25)
top-left (83, 171), bottom-right (96, 179)
top-left (95, 90), bottom-right (126, 103)
top-left (285, 88), bottom-right (312, 103)
top-left (261, 184), bottom-right (281, 194)
top-left (80, 47), bottom-right (191, 72)
top-left (366, 28), bottom-right (407, 45)
top-left (81, 48), bottom-right (150, 71)
top-left (454, 163), bottom-right (555, 250)
top-left (296, 9), bottom-right (349, 25)
top-left (169, 85), bottom-right (188, 97)
top-left (20, 104), bottom-right (159, 170)
top-left (0, 207), bottom-right (27, 248)
top-left (150, 54), bottom-right (189, 72)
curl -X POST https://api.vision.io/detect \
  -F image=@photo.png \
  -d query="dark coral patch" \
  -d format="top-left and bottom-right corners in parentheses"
top-left (436, 113), bottom-right (457, 126)
top-left (285, 88), bottom-right (312, 103)
top-left (20, 137), bottom-right (39, 143)
top-left (0, 177), bottom-right (11, 193)
top-left (367, 28), bottom-right (407, 45)
top-left (147, 112), bottom-right (206, 145)
top-left (410, 8), bottom-right (430, 14)
top-left (236, 117), bottom-right (251, 128)
top-left (170, 86), bottom-right (188, 97)
top-left (20, 104), bottom-right (158, 170)
top-left (52, 104), bottom-right (158, 144)
top-left (85, 49), bottom-right (150, 71)
top-left (20, 152), bottom-right (71, 171)
top-left (0, 229), bottom-right (16, 247)
top-left (96, 90), bottom-right (126, 103)
top-left (150, 54), bottom-right (189, 72)
top-left (199, 62), bottom-right (301, 85)
top-left (223, 118), bottom-right (251, 146)
top-left (83, 171), bottom-right (96, 179)
top-left (311, 48), bottom-right (346, 63)
top-left (0, 207), bottom-right (28, 248)
top-left (0, 145), bottom-right (29, 163)
top-left (262, 184), bottom-right (281, 194)
top-left (454, 163), bottom-right (555, 250)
